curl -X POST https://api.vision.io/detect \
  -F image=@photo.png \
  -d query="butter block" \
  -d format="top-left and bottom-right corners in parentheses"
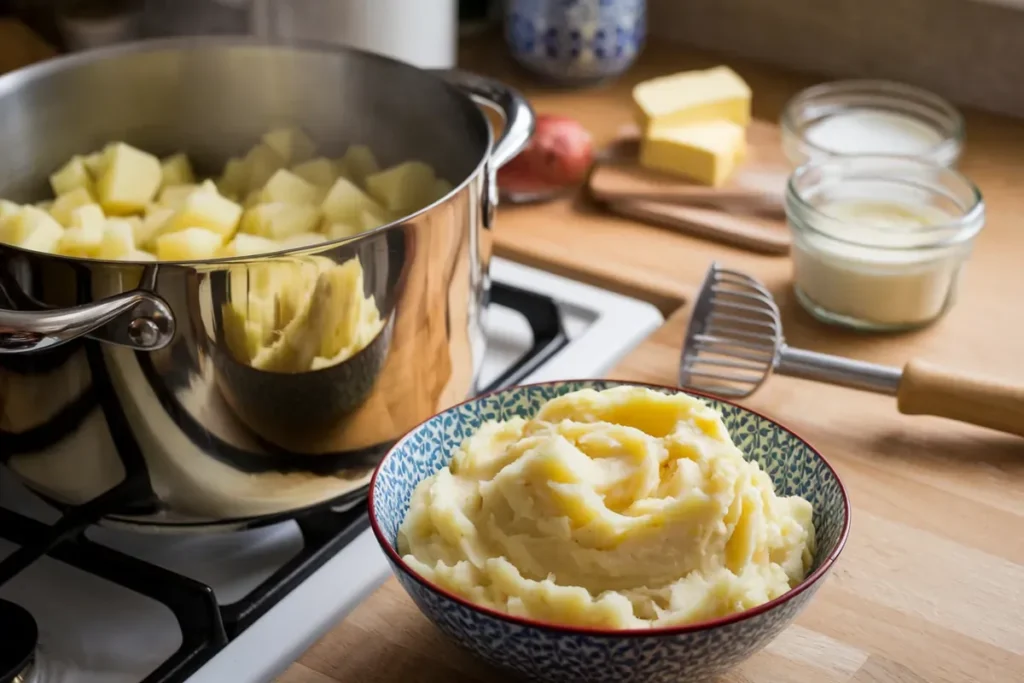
top-left (633, 66), bottom-right (751, 131)
top-left (639, 120), bottom-right (746, 187)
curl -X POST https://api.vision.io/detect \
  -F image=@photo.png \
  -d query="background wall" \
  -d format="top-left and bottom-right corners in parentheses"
top-left (647, 0), bottom-right (1024, 117)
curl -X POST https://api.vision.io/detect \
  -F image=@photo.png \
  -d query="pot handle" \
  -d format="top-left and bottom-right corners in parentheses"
top-left (434, 69), bottom-right (535, 169)
top-left (0, 290), bottom-right (175, 354)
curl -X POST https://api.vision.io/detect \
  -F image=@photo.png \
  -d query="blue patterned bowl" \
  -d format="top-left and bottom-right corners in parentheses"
top-left (504, 0), bottom-right (646, 85)
top-left (369, 380), bottom-right (850, 683)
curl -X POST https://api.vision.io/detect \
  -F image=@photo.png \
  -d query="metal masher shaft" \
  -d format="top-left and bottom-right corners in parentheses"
top-left (776, 345), bottom-right (903, 396)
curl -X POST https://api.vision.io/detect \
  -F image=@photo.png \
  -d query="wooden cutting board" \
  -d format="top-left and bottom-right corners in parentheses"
top-left (588, 120), bottom-right (792, 255)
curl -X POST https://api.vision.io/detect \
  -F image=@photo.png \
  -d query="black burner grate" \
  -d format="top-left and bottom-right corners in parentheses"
top-left (0, 281), bottom-right (566, 683)
top-left (0, 598), bottom-right (37, 683)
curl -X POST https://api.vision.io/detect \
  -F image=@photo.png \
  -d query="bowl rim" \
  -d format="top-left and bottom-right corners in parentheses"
top-left (368, 378), bottom-right (852, 638)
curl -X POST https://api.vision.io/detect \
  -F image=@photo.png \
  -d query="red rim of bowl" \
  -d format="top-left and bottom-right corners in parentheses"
top-left (368, 378), bottom-right (852, 638)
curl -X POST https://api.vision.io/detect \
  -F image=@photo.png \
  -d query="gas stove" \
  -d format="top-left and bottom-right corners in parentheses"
top-left (0, 257), bottom-right (663, 683)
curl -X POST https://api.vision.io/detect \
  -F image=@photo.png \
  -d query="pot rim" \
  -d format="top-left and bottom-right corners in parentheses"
top-left (0, 35), bottom-right (494, 267)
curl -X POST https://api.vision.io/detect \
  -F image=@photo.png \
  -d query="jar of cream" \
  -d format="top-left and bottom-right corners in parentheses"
top-left (785, 156), bottom-right (984, 331)
top-left (781, 80), bottom-right (964, 167)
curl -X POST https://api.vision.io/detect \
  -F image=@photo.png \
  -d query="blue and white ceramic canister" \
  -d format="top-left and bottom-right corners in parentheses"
top-left (504, 0), bottom-right (646, 84)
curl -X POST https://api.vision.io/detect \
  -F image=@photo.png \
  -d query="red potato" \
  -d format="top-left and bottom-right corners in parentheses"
top-left (498, 114), bottom-right (594, 195)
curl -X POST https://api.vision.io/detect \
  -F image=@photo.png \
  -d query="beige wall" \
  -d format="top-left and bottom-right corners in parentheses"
top-left (647, 0), bottom-right (1024, 117)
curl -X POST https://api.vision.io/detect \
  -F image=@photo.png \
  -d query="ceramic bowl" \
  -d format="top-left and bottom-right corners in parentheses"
top-left (369, 380), bottom-right (851, 683)
top-left (504, 0), bottom-right (646, 85)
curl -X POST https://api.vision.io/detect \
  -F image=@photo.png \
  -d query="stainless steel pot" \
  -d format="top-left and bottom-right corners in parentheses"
top-left (0, 37), bottom-right (533, 530)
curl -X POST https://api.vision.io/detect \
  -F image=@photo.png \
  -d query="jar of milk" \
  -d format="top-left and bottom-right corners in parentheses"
top-left (785, 156), bottom-right (984, 331)
top-left (781, 80), bottom-right (964, 167)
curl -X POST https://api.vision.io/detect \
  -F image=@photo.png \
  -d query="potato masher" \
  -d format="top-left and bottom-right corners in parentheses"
top-left (679, 262), bottom-right (1024, 437)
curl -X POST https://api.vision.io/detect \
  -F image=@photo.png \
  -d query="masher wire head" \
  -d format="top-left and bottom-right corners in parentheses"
top-left (679, 262), bottom-right (783, 399)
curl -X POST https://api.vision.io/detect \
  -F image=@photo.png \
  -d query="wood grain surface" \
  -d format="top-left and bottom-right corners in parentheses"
top-left (278, 33), bottom-right (1024, 683)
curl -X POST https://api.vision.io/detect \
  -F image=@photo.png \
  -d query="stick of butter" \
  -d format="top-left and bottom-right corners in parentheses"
top-left (639, 121), bottom-right (747, 186)
top-left (633, 66), bottom-right (751, 132)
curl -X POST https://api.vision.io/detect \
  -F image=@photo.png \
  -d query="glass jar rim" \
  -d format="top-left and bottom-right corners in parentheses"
top-left (780, 79), bottom-right (965, 164)
top-left (786, 155), bottom-right (984, 251)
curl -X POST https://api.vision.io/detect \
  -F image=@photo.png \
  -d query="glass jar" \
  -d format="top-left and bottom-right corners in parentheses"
top-left (781, 80), bottom-right (964, 168)
top-left (785, 156), bottom-right (984, 332)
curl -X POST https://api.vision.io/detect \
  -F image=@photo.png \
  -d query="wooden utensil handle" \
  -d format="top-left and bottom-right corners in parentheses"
top-left (608, 200), bottom-right (791, 255)
top-left (896, 359), bottom-right (1024, 437)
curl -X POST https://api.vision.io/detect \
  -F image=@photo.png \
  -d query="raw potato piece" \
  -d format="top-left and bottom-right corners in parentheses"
top-left (337, 145), bottom-right (379, 185)
top-left (261, 169), bottom-right (323, 205)
top-left (50, 156), bottom-right (94, 197)
top-left (325, 222), bottom-right (362, 240)
top-left (291, 158), bottom-right (339, 187)
top-left (218, 158), bottom-right (247, 199)
top-left (0, 206), bottom-right (65, 253)
top-left (97, 142), bottom-right (162, 215)
top-left (0, 200), bottom-right (19, 221)
top-left (49, 187), bottom-right (95, 226)
top-left (83, 152), bottom-right (106, 179)
top-left (57, 204), bottom-right (106, 257)
top-left (156, 227), bottom-right (224, 260)
top-left (243, 144), bottom-right (287, 193)
top-left (366, 161), bottom-right (436, 214)
top-left (217, 233), bottom-right (281, 257)
top-left (137, 204), bottom-right (174, 249)
top-left (432, 178), bottom-right (455, 201)
top-left (279, 232), bottom-right (328, 248)
top-left (125, 251), bottom-right (157, 261)
top-left (240, 203), bottom-right (320, 240)
top-left (166, 188), bottom-right (243, 238)
top-left (161, 153), bottom-right (195, 187)
top-left (262, 127), bottom-right (317, 165)
top-left (321, 177), bottom-right (385, 224)
top-left (158, 184), bottom-right (199, 209)
top-left (97, 219), bottom-right (137, 259)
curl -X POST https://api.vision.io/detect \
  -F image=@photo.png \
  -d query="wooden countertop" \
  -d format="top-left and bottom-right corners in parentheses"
top-left (278, 35), bottom-right (1024, 683)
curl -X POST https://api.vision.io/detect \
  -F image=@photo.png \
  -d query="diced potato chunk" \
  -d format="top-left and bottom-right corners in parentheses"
top-left (0, 200), bottom-right (19, 218)
top-left (50, 156), bottom-right (94, 197)
top-left (166, 189), bottom-right (243, 238)
top-left (97, 142), bottom-right (162, 215)
top-left (321, 177), bottom-right (385, 224)
top-left (240, 203), bottom-right (320, 240)
top-left (156, 227), bottom-right (224, 260)
top-left (243, 190), bottom-right (262, 208)
top-left (161, 153), bottom-right (195, 187)
top-left (58, 204), bottom-right (106, 257)
top-left (217, 157), bottom-right (247, 199)
top-left (432, 178), bottom-right (455, 201)
top-left (49, 186), bottom-right (95, 226)
top-left (243, 144), bottom-right (286, 192)
top-left (83, 151), bottom-right (106, 179)
top-left (365, 161), bottom-right (436, 215)
top-left (125, 250), bottom-right (157, 261)
top-left (158, 184), bottom-right (200, 209)
top-left (261, 169), bottom-right (323, 205)
top-left (279, 232), bottom-right (329, 248)
top-left (217, 233), bottom-right (281, 257)
top-left (360, 208), bottom-right (389, 232)
top-left (97, 218), bottom-right (137, 259)
top-left (262, 127), bottom-right (316, 165)
top-left (291, 157), bottom-right (339, 187)
top-left (137, 204), bottom-right (174, 249)
top-left (338, 145), bottom-right (379, 185)
top-left (0, 206), bottom-right (64, 253)
top-left (325, 222), bottom-right (362, 240)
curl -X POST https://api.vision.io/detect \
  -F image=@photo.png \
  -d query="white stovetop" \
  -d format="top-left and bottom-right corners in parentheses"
top-left (0, 256), bottom-right (663, 683)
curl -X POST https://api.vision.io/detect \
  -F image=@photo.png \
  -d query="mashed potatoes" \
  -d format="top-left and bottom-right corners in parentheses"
top-left (398, 386), bottom-right (815, 629)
